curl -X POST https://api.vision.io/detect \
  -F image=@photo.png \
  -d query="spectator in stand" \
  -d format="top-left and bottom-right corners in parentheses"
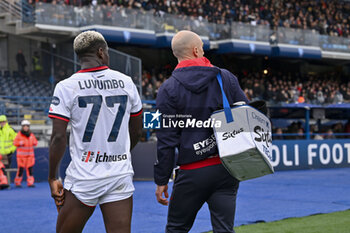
top-left (324, 129), bottom-right (336, 140)
top-left (145, 83), bottom-right (154, 100)
top-left (298, 95), bottom-right (305, 104)
top-left (273, 128), bottom-right (284, 140)
top-left (296, 128), bottom-right (305, 139)
top-left (32, 51), bottom-right (43, 79)
top-left (32, 0), bottom-right (350, 38)
top-left (310, 124), bottom-right (323, 140)
top-left (141, 67), bottom-right (350, 105)
top-left (13, 120), bottom-right (38, 187)
top-left (332, 122), bottom-right (344, 138)
top-left (16, 49), bottom-right (27, 77)
top-left (316, 89), bottom-right (325, 105)
top-left (240, 70), bottom-right (350, 105)
top-left (345, 120), bottom-right (350, 138)
top-left (334, 90), bottom-right (344, 104)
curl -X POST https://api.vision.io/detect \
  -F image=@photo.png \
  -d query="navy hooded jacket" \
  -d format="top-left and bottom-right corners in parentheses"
top-left (154, 57), bottom-right (248, 185)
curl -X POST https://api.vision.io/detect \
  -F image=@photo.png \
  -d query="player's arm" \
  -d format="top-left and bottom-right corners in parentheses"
top-left (129, 113), bottom-right (142, 150)
top-left (154, 84), bottom-right (180, 205)
top-left (48, 118), bottom-right (68, 210)
top-left (129, 81), bottom-right (143, 151)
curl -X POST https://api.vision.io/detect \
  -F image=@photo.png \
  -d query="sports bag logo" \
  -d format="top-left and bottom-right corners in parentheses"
top-left (222, 128), bottom-right (244, 141)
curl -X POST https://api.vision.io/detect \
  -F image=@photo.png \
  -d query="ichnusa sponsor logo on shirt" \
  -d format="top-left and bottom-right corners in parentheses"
top-left (143, 110), bottom-right (221, 129)
top-left (81, 151), bottom-right (127, 163)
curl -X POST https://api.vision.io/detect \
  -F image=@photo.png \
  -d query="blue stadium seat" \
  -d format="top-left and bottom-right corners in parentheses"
top-left (13, 71), bottom-right (19, 78)
top-left (4, 71), bottom-right (10, 78)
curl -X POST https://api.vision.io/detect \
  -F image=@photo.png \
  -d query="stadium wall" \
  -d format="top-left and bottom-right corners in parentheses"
top-left (7, 140), bottom-right (350, 182)
top-left (0, 36), bottom-right (8, 71)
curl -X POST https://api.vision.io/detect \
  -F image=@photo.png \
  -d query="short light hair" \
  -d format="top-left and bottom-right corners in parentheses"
top-left (73, 31), bottom-right (107, 57)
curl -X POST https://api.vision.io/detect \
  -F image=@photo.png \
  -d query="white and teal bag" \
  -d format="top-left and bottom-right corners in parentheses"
top-left (211, 73), bottom-right (274, 181)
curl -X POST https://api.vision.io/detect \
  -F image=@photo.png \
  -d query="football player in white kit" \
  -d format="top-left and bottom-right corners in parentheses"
top-left (48, 31), bottom-right (143, 233)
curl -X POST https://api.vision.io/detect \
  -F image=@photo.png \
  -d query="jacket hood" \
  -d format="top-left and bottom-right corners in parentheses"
top-left (172, 66), bottom-right (220, 94)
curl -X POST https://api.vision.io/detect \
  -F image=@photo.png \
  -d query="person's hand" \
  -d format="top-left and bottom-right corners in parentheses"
top-left (155, 185), bottom-right (169, 206)
top-left (49, 178), bottom-right (64, 212)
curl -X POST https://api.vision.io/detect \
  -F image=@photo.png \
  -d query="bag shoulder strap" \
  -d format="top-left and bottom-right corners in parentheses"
top-left (216, 73), bottom-right (234, 123)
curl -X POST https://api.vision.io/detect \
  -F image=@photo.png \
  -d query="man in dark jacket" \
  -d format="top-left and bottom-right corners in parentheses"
top-left (154, 30), bottom-right (249, 233)
top-left (16, 49), bottom-right (27, 77)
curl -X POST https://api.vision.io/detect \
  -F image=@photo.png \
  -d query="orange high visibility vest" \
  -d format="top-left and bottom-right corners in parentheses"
top-left (13, 132), bottom-right (38, 157)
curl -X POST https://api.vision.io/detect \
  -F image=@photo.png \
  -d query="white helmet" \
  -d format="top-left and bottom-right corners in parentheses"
top-left (21, 120), bottom-right (31, 126)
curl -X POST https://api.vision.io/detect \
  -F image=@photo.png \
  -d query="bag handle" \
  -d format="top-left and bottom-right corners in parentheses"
top-left (216, 73), bottom-right (234, 123)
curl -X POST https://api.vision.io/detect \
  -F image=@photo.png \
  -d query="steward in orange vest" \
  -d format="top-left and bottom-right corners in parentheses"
top-left (13, 120), bottom-right (38, 187)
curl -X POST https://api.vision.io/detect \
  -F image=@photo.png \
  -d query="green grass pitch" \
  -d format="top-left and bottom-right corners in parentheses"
top-left (206, 210), bottom-right (350, 233)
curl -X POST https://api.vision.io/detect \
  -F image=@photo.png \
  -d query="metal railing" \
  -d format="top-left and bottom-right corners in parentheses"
top-left (26, 2), bottom-right (350, 53)
top-left (277, 27), bottom-right (320, 47)
top-left (0, 0), bottom-right (22, 19)
top-left (0, 0), bottom-right (34, 22)
top-left (108, 48), bottom-right (142, 96)
top-left (21, 0), bottom-right (35, 23)
top-left (2, 2), bottom-right (350, 53)
top-left (39, 46), bottom-right (142, 96)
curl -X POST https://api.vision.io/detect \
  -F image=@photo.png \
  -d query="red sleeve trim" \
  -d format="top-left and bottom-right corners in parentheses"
top-left (130, 109), bottom-right (143, 117)
top-left (48, 113), bottom-right (70, 122)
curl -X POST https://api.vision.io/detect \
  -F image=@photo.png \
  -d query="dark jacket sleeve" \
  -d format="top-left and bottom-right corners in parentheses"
top-left (154, 81), bottom-right (181, 186)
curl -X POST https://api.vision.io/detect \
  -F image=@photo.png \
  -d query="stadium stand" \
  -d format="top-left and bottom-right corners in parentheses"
top-left (27, 0), bottom-right (350, 38)
top-left (0, 72), bottom-right (51, 125)
top-left (239, 71), bottom-right (350, 104)
top-left (0, 74), bottom-right (51, 97)
top-left (140, 66), bottom-right (350, 105)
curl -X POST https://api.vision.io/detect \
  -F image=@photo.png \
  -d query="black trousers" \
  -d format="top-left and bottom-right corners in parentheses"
top-left (4, 153), bottom-right (13, 169)
top-left (166, 164), bottom-right (239, 233)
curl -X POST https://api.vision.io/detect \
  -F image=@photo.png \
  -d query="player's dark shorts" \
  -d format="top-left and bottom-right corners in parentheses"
top-left (167, 163), bottom-right (239, 233)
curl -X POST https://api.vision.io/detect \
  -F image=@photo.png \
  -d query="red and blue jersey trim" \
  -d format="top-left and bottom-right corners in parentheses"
top-left (130, 109), bottom-right (143, 117)
top-left (76, 66), bottom-right (109, 73)
top-left (48, 113), bottom-right (70, 122)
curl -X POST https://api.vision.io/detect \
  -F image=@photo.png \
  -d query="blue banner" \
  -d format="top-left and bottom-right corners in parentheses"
top-left (272, 139), bottom-right (350, 170)
top-left (216, 40), bottom-right (271, 55)
top-left (271, 46), bottom-right (322, 59)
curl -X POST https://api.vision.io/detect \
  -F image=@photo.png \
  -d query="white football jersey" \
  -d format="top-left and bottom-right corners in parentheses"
top-left (49, 66), bottom-right (142, 181)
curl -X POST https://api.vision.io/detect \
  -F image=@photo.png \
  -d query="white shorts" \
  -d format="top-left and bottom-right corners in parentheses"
top-left (64, 174), bottom-right (134, 207)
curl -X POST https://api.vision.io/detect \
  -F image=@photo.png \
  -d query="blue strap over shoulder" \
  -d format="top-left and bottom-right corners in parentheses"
top-left (216, 73), bottom-right (234, 123)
